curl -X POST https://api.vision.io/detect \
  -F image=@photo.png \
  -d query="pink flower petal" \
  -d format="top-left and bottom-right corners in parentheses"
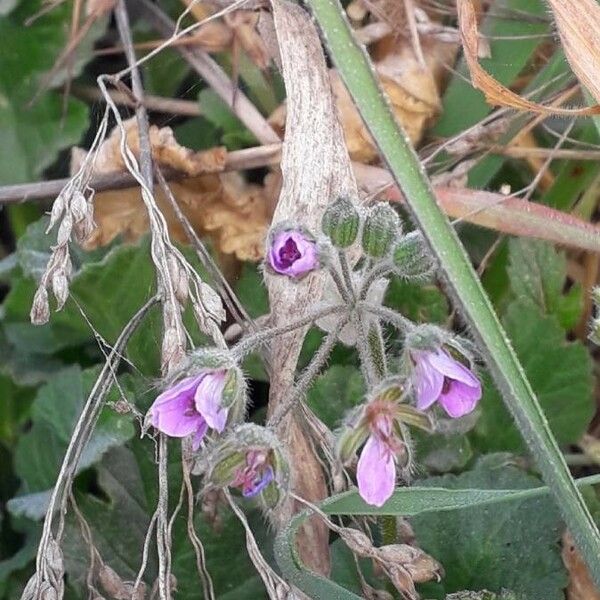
top-left (268, 231), bottom-right (318, 278)
top-left (195, 370), bottom-right (229, 432)
top-left (149, 375), bottom-right (206, 438)
top-left (439, 379), bottom-right (481, 418)
top-left (428, 349), bottom-right (479, 387)
top-left (412, 351), bottom-right (444, 410)
top-left (357, 434), bottom-right (396, 507)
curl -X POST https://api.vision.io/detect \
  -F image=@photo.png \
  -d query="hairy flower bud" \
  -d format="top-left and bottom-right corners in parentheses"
top-left (392, 231), bottom-right (434, 279)
top-left (361, 203), bottom-right (401, 258)
top-left (205, 424), bottom-right (290, 509)
top-left (321, 195), bottom-right (360, 248)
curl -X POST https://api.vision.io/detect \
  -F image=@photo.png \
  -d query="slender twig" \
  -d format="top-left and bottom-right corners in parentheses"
top-left (155, 166), bottom-right (255, 337)
top-left (362, 303), bottom-right (416, 333)
top-left (0, 144), bottom-right (281, 204)
top-left (182, 457), bottom-right (215, 600)
top-left (231, 304), bottom-right (348, 360)
top-left (31, 295), bottom-right (159, 598)
top-left (136, 0), bottom-right (280, 146)
top-left (114, 3), bottom-right (174, 597)
top-left (72, 85), bottom-right (202, 117)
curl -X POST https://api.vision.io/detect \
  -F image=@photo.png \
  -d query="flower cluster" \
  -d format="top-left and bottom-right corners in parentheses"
top-left (146, 193), bottom-right (484, 516)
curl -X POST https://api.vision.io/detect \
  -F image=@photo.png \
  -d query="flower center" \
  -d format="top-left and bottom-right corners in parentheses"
top-left (278, 238), bottom-right (301, 267)
top-left (441, 377), bottom-right (452, 394)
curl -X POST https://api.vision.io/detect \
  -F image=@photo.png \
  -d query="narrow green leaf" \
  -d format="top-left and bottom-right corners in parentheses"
top-left (305, 0), bottom-right (600, 586)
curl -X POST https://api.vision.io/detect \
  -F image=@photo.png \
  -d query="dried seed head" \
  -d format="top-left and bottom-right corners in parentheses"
top-left (321, 195), bottom-right (360, 248)
top-left (30, 286), bottom-right (50, 325)
top-left (339, 527), bottom-right (374, 558)
top-left (46, 192), bottom-right (67, 232)
top-left (56, 213), bottom-right (73, 246)
top-left (376, 544), bottom-right (443, 584)
top-left (51, 271), bottom-right (69, 310)
top-left (167, 255), bottom-right (189, 306)
top-left (70, 191), bottom-right (88, 223)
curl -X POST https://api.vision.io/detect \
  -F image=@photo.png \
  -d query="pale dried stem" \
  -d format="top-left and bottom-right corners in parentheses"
top-left (29, 295), bottom-right (158, 600)
top-left (223, 491), bottom-right (292, 599)
top-left (182, 457), bottom-right (215, 600)
top-left (155, 166), bottom-right (251, 342)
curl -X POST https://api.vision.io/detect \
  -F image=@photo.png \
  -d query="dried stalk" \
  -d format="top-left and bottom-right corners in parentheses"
top-left (25, 295), bottom-right (158, 600)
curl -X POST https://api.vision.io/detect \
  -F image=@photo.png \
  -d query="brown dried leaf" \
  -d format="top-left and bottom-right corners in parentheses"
top-left (563, 531), bottom-right (600, 600)
top-left (84, 117), bottom-right (226, 177)
top-left (270, 35), bottom-right (454, 163)
top-left (73, 120), bottom-right (269, 260)
top-left (458, 0), bottom-right (600, 116)
top-left (548, 0), bottom-right (600, 106)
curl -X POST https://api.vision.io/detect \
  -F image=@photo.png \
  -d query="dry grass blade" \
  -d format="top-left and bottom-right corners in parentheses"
top-left (547, 0), bottom-right (600, 105)
top-left (458, 0), bottom-right (600, 115)
top-left (266, 0), bottom-right (360, 577)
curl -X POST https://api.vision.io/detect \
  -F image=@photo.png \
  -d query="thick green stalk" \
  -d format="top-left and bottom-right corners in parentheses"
top-left (305, 0), bottom-right (600, 584)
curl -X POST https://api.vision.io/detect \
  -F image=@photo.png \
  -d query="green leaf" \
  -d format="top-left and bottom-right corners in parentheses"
top-left (0, 0), bottom-right (104, 184)
top-left (9, 366), bottom-right (136, 518)
top-left (507, 239), bottom-right (582, 330)
top-left (307, 365), bottom-right (365, 429)
top-left (411, 456), bottom-right (566, 599)
top-left (385, 277), bottom-right (449, 324)
top-left (3, 238), bottom-right (161, 373)
top-left (306, 0), bottom-right (600, 586)
top-left (414, 429), bottom-right (473, 474)
top-left (446, 591), bottom-right (522, 600)
top-left (474, 301), bottom-right (594, 452)
top-left (274, 467), bottom-right (600, 600)
top-left (199, 89), bottom-right (257, 150)
top-left (235, 263), bottom-right (269, 319)
top-left (432, 0), bottom-right (547, 139)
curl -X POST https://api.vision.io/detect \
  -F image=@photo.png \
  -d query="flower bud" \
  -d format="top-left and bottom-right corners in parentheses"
top-left (205, 424), bottom-right (289, 508)
top-left (321, 195), bottom-right (360, 248)
top-left (361, 203), bottom-right (401, 258)
top-left (392, 232), bottom-right (434, 279)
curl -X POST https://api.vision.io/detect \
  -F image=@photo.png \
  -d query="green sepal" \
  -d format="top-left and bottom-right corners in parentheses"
top-left (361, 203), bottom-right (400, 258)
top-left (321, 195), bottom-right (360, 248)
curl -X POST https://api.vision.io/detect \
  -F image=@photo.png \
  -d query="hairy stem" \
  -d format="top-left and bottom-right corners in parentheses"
top-left (307, 0), bottom-right (600, 584)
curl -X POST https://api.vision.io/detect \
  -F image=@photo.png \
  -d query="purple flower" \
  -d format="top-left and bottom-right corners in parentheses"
top-left (356, 412), bottom-right (399, 507)
top-left (268, 230), bottom-right (319, 278)
top-left (149, 370), bottom-right (229, 450)
top-left (411, 348), bottom-right (481, 418)
top-left (231, 450), bottom-right (274, 497)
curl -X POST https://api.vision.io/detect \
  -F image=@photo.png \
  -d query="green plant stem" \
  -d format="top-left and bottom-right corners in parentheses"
top-left (306, 0), bottom-right (600, 585)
